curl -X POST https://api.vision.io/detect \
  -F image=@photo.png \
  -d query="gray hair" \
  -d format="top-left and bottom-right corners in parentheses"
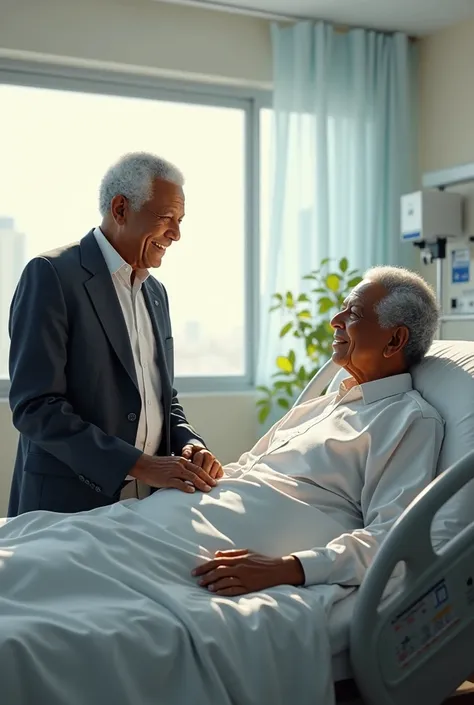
top-left (365, 266), bottom-right (440, 367)
top-left (99, 152), bottom-right (184, 217)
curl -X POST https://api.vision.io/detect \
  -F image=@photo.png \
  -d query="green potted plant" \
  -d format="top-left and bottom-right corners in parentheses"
top-left (257, 257), bottom-right (363, 424)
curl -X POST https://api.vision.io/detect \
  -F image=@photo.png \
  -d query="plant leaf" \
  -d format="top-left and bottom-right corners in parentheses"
top-left (347, 276), bottom-right (362, 288)
top-left (320, 257), bottom-right (330, 266)
top-left (285, 291), bottom-right (294, 308)
top-left (339, 257), bottom-right (348, 273)
top-left (279, 322), bottom-right (293, 338)
top-left (297, 309), bottom-right (312, 320)
top-left (277, 398), bottom-right (290, 410)
top-left (298, 321), bottom-right (312, 331)
top-left (276, 356), bottom-right (293, 373)
top-left (256, 385), bottom-right (271, 394)
top-left (258, 406), bottom-right (269, 424)
top-left (297, 293), bottom-right (310, 302)
top-left (325, 273), bottom-right (341, 292)
top-left (318, 297), bottom-right (334, 314)
top-left (297, 365), bottom-right (307, 382)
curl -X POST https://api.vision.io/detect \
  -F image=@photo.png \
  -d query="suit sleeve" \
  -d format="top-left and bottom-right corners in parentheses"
top-left (159, 284), bottom-right (207, 455)
top-left (291, 413), bottom-right (444, 587)
top-left (9, 257), bottom-right (142, 497)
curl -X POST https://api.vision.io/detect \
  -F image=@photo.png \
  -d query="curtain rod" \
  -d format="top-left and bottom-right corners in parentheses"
top-left (156, 0), bottom-right (417, 39)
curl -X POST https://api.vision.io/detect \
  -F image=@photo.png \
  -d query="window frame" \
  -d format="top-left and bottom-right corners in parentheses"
top-left (0, 57), bottom-right (271, 398)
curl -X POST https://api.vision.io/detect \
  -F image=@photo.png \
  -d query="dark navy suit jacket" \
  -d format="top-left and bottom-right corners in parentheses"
top-left (8, 230), bottom-right (205, 516)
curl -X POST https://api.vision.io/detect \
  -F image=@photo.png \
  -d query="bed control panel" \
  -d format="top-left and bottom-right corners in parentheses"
top-left (377, 553), bottom-right (474, 684)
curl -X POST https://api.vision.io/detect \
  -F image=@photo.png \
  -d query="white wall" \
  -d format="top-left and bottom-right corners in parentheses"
top-left (419, 18), bottom-right (474, 193)
top-left (0, 0), bottom-right (272, 88)
top-left (418, 19), bottom-right (474, 305)
top-left (0, 0), bottom-right (271, 514)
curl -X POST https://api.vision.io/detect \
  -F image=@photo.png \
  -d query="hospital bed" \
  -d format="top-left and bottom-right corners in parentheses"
top-left (297, 339), bottom-right (474, 705)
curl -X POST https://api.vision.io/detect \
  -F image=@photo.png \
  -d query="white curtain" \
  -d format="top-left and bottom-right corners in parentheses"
top-left (257, 22), bottom-right (418, 396)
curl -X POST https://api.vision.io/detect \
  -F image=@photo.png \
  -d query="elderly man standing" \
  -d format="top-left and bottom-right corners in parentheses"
top-left (8, 152), bottom-right (222, 516)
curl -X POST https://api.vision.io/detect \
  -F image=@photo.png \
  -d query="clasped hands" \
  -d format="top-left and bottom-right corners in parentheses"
top-left (131, 444), bottom-right (223, 494)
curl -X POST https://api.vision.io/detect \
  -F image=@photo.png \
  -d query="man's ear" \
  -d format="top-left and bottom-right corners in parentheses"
top-left (383, 326), bottom-right (409, 358)
top-left (110, 195), bottom-right (128, 225)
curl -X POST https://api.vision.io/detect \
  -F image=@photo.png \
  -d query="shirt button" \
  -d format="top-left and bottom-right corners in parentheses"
top-left (147, 400), bottom-right (152, 406)
top-left (127, 413), bottom-right (137, 422)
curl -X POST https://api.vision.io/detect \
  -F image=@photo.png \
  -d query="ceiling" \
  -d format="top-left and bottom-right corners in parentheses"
top-left (160, 0), bottom-right (474, 35)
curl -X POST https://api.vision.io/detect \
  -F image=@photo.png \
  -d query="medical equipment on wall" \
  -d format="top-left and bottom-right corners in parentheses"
top-left (401, 162), bottom-right (474, 338)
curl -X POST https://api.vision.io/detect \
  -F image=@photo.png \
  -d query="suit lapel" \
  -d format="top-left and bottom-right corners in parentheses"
top-left (80, 232), bottom-right (138, 390)
top-left (142, 281), bottom-right (172, 448)
top-left (142, 282), bottom-right (169, 391)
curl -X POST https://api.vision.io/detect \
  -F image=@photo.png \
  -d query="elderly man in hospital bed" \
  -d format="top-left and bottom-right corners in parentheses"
top-left (0, 266), bottom-right (443, 705)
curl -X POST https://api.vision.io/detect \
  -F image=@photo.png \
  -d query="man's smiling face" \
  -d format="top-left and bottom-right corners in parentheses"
top-left (109, 177), bottom-right (185, 270)
top-left (330, 279), bottom-right (408, 384)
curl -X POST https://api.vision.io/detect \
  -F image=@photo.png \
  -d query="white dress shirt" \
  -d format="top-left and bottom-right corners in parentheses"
top-left (93, 228), bottom-right (163, 467)
top-left (224, 373), bottom-right (444, 587)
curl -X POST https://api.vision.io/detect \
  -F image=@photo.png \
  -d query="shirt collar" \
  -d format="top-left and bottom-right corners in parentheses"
top-left (93, 227), bottom-right (149, 283)
top-left (338, 373), bottom-right (413, 405)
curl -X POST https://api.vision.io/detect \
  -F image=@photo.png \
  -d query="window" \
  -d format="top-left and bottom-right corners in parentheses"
top-left (259, 107), bottom-right (272, 297)
top-left (0, 68), bottom-right (264, 394)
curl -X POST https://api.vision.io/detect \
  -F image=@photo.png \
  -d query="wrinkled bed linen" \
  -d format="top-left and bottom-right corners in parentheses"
top-left (0, 466), bottom-right (355, 705)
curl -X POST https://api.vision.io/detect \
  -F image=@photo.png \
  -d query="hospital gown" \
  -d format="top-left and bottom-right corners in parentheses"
top-left (224, 371), bottom-right (444, 584)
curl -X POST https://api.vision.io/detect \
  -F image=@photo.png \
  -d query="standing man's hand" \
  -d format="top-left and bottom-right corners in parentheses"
top-left (181, 445), bottom-right (224, 480)
top-left (130, 454), bottom-right (217, 494)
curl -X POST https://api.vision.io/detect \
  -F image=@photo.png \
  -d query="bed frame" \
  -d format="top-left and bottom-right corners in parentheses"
top-left (342, 448), bottom-right (474, 705)
top-left (294, 352), bottom-right (474, 705)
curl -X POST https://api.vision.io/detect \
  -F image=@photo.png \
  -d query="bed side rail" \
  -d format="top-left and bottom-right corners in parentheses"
top-left (350, 450), bottom-right (474, 705)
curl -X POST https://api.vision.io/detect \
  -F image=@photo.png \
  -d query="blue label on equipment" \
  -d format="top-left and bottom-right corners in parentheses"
top-left (402, 231), bottom-right (421, 241)
top-left (452, 249), bottom-right (470, 284)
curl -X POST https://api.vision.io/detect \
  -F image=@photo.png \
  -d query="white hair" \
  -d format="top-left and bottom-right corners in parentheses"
top-left (99, 152), bottom-right (184, 217)
top-left (365, 266), bottom-right (440, 367)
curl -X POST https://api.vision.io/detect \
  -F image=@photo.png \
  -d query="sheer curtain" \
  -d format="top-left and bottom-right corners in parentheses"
top-left (257, 21), bottom-right (418, 391)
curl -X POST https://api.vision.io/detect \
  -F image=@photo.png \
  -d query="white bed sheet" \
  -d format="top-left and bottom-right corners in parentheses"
top-left (0, 502), bottom-right (358, 687)
top-left (328, 592), bottom-right (358, 681)
top-left (0, 471), bottom-right (362, 705)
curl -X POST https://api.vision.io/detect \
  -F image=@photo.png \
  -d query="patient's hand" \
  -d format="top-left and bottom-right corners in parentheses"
top-left (182, 445), bottom-right (224, 480)
top-left (192, 549), bottom-right (305, 596)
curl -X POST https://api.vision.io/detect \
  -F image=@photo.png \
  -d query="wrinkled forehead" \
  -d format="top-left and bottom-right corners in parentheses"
top-left (345, 279), bottom-right (388, 313)
top-left (149, 178), bottom-right (185, 207)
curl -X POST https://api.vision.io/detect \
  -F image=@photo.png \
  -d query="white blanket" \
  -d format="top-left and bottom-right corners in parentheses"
top-left (0, 466), bottom-right (354, 705)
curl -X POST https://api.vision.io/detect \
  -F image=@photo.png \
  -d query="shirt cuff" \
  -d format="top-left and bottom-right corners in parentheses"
top-left (291, 549), bottom-right (331, 587)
